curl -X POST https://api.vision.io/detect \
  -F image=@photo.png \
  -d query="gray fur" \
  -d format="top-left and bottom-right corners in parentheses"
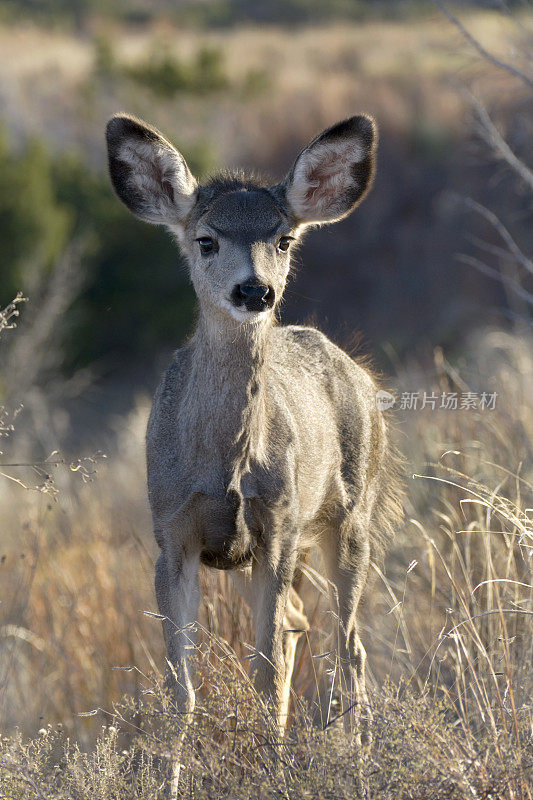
top-left (106, 113), bottom-right (403, 748)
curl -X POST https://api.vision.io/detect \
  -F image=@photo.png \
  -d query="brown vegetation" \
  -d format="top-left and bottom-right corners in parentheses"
top-left (0, 6), bottom-right (531, 798)
top-left (0, 303), bottom-right (531, 797)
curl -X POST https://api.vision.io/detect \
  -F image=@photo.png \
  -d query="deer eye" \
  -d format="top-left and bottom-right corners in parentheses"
top-left (277, 236), bottom-right (293, 253)
top-left (196, 236), bottom-right (217, 255)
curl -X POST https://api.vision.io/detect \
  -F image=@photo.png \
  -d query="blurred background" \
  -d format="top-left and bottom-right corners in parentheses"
top-left (1, 0), bottom-right (531, 400)
top-left (0, 0), bottom-right (531, 758)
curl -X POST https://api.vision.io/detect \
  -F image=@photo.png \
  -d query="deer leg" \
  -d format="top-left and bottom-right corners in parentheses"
top-left (280, 587), bottom-right (309, 728)
top-left (320, 520), bottom-right (371, 744)
top-left (155, 544), bottom-right (200, 796)
top-left (248, 547), bottom-right (298, 732)
top-left (231, 569), bottom-right (308, 731)
top-left (155, 548), bottom-right (200, 713)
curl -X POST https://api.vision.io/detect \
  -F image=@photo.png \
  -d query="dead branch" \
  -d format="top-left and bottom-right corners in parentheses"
top-left (432, 0), bottom-right (533, 89)
top-left (457, 254), bottom-right (533, 306)
top-left (465, 89), bottom-right (533, 192)
top-left (454, 195), bottom-right (533, 276)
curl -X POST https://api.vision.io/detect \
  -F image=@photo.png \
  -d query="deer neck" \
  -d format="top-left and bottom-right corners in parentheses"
top-left (189, 305), bottom-right (272, 470)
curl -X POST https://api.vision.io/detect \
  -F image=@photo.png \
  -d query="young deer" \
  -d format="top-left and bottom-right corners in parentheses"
top-left (106, 113), bottom-right (402, 742)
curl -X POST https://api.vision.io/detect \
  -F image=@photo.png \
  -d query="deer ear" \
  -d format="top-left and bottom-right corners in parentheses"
top-left (279, 115), bottom-right (377, 226)
top-left (106, 114), bottom-right (198, 227)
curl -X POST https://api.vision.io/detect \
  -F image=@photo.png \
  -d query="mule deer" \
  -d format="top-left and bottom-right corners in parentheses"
top-left (106, 113), bottom-right (402, 743)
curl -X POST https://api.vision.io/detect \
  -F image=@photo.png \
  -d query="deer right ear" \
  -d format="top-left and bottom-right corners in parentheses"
top-left (278, 115), bottom-right (377, 226)
top-left (106, 114), bottom-right (198, 228)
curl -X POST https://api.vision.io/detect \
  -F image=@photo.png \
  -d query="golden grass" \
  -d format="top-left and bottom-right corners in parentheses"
top-left (0, 12), bottom-right (525, 84)
top-left (0, 7), bottom-right (531, 789)
top-left (0, 9), bottom-right (530, 168)
top-left (0, 330), bottom-right (531, 771)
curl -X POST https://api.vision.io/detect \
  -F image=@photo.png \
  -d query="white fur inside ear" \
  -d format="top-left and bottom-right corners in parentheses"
top-left (287, 138), bottom-right (365, 224)
top-left (118, 137), bottom-right (197, 223)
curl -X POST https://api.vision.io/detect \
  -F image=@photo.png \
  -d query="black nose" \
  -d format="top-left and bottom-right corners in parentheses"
top-left (232, 282), bottom-right (275, 312)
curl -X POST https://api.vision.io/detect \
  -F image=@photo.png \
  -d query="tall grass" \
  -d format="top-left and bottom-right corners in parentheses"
top-left (0, 297), bottom-right (531, 796)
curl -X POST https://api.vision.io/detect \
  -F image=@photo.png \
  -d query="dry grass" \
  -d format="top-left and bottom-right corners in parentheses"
top-left (0, 302), bottom-right (531, 796)
top-left (0, 12), bottom-right (524, 85)
top-left (0, 10), bottom-right (530, 170)
top-left (0, 8), bottom-right (531, 792)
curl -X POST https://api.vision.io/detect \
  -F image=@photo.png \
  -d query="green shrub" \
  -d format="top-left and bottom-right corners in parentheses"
top-left (0, 134), bottom-right (70, 302)
top-left (124, 45), bottom-right (229, 98)
top-left (93, 34), bottom-right (117, 80)
top-left (0, 130), bottom-right (216, 369)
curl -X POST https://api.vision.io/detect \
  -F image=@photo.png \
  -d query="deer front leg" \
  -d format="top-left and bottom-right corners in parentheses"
top-left (280, 587), bottom-right (309, 728)
top-left (232, 569), bottom-right (308, 732)
top-left (154, 544), bottom-right (200, 797)
top-left (155, 494), bottom-right (219, 716)
top-left (155, 549), bottom-right (200, 715)
top-left (250, 546), bottom-right (298, 732)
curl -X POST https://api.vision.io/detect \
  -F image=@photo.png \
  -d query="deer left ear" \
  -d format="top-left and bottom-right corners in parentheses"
top-left (106, 114), bottom-right (198, 228)
top-left (278, 115), bottom-right (377, 226)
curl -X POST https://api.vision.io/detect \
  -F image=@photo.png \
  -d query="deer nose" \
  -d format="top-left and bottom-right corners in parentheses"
top-left (232, 282), bottom-right (275, 312)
